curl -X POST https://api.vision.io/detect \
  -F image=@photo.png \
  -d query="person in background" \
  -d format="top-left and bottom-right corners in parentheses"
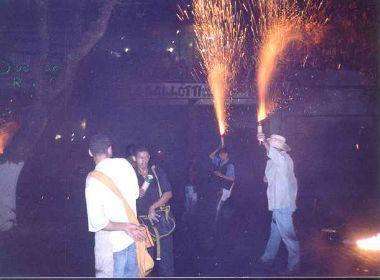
top-left (209, 146), bottom-right (235, 221)
top-left (125, 144), bottom-right (137, 168)
top-left (183, 158), bottom-right (199, 225)
top-left (256, 133), bottom-right (300, 275)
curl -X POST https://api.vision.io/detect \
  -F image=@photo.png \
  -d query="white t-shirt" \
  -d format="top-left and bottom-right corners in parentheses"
top-left (85, 158), bottom-right (139, 252)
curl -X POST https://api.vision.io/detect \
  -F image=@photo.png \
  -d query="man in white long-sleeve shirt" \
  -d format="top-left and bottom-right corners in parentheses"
top-left (257, 133), bottom-right (300, 274)
top-left (85, 133), bottom-right (146, 277)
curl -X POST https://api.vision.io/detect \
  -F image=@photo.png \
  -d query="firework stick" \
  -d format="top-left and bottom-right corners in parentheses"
top-left (257, 122), bottom-right (264, 144)
top-left (220, 134), bottom-right (225, 147)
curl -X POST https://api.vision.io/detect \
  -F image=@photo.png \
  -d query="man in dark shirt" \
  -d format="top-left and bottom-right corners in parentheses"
top-left (134, 145), bottom-right (174, 276)
top-left (209, 146), bottom-right (235, 221)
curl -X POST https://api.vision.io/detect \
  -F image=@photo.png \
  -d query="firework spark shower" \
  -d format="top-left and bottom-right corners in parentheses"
top-left (181, 0), bottom-right (246, 136)
top-left (248, 0), bottom-right (326, 122)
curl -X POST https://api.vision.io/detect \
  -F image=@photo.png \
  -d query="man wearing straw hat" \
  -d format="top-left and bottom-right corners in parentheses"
top-left (256, 133), bottom-right (300, 274)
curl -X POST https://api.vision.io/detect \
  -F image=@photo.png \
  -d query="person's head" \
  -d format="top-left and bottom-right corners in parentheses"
top-left (217, 147), bottom-right (229, 161)
top-left (125, 144), bottom-right (136, 164)
top-left (267, 134), bottom-right (291, 152)
top-left (134, 145), bottom-right (150, 170)
top-left (88, 133), bottom-right (112, 163)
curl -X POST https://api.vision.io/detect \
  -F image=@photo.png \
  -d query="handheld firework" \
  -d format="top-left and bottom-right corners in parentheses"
top-left (248, 0), bottom-right (326, 145)
top-left (257, 122), bottom-right (264, 144)
top-left (220, 134), bottom-right (225, 147)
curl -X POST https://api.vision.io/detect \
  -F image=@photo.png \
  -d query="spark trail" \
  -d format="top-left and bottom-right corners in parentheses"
top-left (180, 0), bottom-right (246, 135)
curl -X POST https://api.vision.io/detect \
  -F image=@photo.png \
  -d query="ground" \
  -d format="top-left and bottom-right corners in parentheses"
top-left (1, 178), bottom-right (379, 277)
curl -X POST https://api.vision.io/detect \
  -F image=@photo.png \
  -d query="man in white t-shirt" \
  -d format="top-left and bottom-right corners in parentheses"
top-left (85, 133), bottom-right (146, 277)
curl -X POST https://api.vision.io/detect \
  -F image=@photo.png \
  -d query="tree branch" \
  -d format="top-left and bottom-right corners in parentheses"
top-left (31, 0), bottom-right (50, 101)
top-left (50, 0), bottom-right (117, 99)
top-left (3, 0), bottom-right (117, 162)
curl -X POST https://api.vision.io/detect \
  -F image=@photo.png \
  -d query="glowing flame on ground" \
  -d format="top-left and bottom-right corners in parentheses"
top-left (0, 121), bottom-right (19, 154)
top-left (357, 233), bottom-right (380, 251)
top-left (248, 0), bottom-right (326, 122)
top-left (180, 0), bottom-right (246, 135)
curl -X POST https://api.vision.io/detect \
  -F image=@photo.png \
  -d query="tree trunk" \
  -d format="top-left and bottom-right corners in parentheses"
top-left (0, 0), bottom-right (116, 232)
top-left (0, 161), bottom-right (24, 231)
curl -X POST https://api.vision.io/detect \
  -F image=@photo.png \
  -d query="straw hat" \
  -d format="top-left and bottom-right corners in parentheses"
top-left (267, 134), bottom-right (291, 152)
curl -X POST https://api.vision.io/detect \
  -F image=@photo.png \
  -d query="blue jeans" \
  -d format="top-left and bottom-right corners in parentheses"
top-left (260, 208), bottom-right (300, 271)
top-left (113, 242), bottom-right (139, 278)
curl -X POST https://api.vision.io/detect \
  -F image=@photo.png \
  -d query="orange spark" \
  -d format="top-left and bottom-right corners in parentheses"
top-left (208, 63), bottom-right (229, 135)
top-left (0, 121), bottom-right (19, 154)
top-left (180, 0), bottom-right (246, 135)
top-left (248, 0), bottom-right (326, 122)
top-left (257, 21), bottom-right (302, 121)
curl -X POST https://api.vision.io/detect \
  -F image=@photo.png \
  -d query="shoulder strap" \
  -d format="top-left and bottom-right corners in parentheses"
top-left (89, 170), bottom-right (138, 225)
top-left (151, 165), bottom-right (163, 198)
top-left (89, 171), bottom-right (155, 278)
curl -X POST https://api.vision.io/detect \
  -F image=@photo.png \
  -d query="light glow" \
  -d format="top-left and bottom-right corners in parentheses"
top-left (248, 0), bottom-right (326, 122)
top-left (357, 233), bottom-right (380, 251)
top-left (180, 0), bottom-right (246, 136)
top-left (80, 119), bottom-right (87, 130)
top-left (0, 122), bottom-right (19, 154)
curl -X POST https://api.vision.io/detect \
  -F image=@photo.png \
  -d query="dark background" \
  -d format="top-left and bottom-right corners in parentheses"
top-left (0, 0), bottom-right (379, 277)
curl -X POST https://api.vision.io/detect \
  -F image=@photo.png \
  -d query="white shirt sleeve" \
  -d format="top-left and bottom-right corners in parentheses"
top-left (85, 176), bottom-right (109, 232)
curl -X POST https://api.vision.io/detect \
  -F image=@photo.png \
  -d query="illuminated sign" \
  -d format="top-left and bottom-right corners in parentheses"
top-left (123, 83), bottom-right (255, 101)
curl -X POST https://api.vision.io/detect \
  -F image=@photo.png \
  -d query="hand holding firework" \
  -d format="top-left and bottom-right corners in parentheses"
top-left (257, 132), bottom-right (265, 143)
